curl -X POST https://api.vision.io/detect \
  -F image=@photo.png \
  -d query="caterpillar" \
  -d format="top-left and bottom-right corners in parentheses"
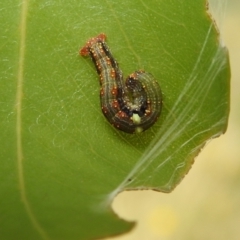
top-left (80, 33), bottom-right (162, 133)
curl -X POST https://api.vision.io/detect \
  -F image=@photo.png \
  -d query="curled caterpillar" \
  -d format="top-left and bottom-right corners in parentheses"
top-left (80, 33), bottom-right (162, 133)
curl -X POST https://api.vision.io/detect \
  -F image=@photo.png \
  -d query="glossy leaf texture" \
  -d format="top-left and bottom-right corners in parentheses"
top-left (0, 0), bottom-right (230, 239)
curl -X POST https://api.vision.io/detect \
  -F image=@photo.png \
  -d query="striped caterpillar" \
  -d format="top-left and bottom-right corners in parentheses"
top-left (80, 33), bottom-right (162, 133)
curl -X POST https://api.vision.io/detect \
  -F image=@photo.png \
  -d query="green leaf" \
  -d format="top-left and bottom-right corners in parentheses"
top-left (0, 0), bottom-right (230, 239)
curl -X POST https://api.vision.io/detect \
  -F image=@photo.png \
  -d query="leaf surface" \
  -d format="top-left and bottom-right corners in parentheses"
top-left (0, 0), bottom-right (230, 239)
